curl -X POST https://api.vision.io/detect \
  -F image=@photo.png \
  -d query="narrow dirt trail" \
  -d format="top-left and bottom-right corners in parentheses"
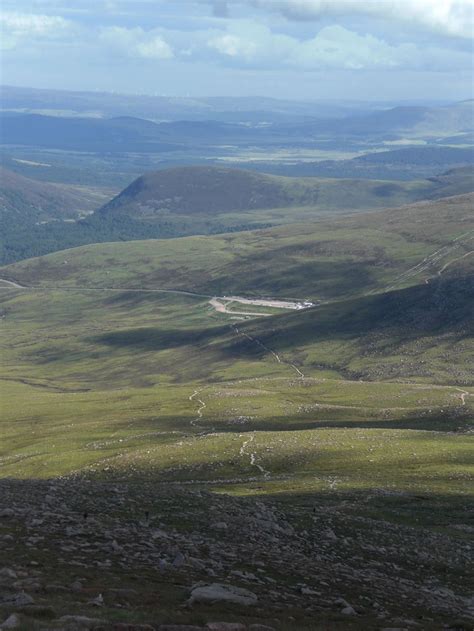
top-left (454, 387), bottom-right (470, 406)
top-left (0, 279), bottom-right (26, 289)
top-left (231, 324), bottom-right (305, 379)
top-left (189, 389), bottom-right (208, 428)
top-left (383, 230), bottom-right (474, 292)
top-left (239, 433), bottom-right (271, 478)
top-left (437, 250), bottom-right (474, 276)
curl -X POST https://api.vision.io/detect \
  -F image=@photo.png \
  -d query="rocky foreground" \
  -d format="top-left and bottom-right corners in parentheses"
top-left (0, 479), bottom-right (472, 630)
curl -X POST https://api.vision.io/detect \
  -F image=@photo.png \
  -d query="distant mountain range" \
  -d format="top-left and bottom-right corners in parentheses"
top-left (0, 85), bottom-right (394, 122)
top-left (1, 100), bottom-right (473, 154)
top-left (249, 147), bottom-right (474, 180)
top-left (289, 100), bottom-right (474, 138)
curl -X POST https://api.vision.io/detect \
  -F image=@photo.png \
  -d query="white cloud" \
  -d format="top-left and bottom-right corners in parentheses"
top-left (136, 37), bottom-right (174, 59)
top-left (0, 11), bottom-right (71, 50)
top-left (292, 25), bottom-right (403, 69)
top-left (206, 22), bottom-right (472, 71)
top-left (250, 0), bottom-right (474, 40)
top-left (208, 23), bottom-right (294, 62)
top-left (99, 26), bottom-right (174, 59)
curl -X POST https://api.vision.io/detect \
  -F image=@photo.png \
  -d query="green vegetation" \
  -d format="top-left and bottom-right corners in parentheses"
top-left (1, 283), bottom-right (472, 479)
top-left (1, 183), bottom-right (473, 629)
top-left (0, 166), bottom-right (112, 223)
top-left (2, 164), bottom-right (473, 265)
top-left (1, 192), bottom-right (472, 477)
top-left (5, 192), bottom-right (472, 302)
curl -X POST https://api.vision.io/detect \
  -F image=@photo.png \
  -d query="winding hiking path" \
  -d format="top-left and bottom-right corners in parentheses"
top-left (239, 433), bottom-right (271, 478)
top-left (189, 389), bottom-right (207, 428)
top-left (383, 230), bottom-right (474, 292)
top-left (437, 250), bottom-right (474, 276)
top-left (454, 387), bottom-right (470, 406)
top-left (231, 324), bottom-right (305, 379)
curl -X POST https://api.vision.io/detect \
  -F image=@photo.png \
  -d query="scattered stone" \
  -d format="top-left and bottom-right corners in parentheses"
top-left (0, 478), bottom-right (471, 629)
top-left (0, 614), bottom-right (21, 629)
top-left (0, 569), bottom-right (17, 581)
top-left (299, 586), bottom-right (320, 596)
top-left (0, 591), bottom-right (34, 606)
top-left (189, 583), bottom-right (258, 607)
top-left (325, 528), bottom-right (338, 541)
top-left (173, 552), bottom-right (186, 568)
top-left (0, 509), bottom-right (14, 519)
top-left (88, 593), bottom-right (105, 607)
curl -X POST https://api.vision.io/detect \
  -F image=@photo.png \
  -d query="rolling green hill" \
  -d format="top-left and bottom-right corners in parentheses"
top-left (98, 166), bottom-right (308, 216)
top-left (3, 164), bottom-right (473, 266)
top-left (2, 191), bottom-right (472, 385)
top-left (5, 192), bottom-right (472, 301)
top-left (97, 165), bottom-right (474, 221)
top-left (424, 166), bottom-right (474, 198)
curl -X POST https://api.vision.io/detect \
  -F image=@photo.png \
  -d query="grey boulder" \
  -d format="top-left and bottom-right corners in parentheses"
top-left (189, 583), bottom-right (258, 606)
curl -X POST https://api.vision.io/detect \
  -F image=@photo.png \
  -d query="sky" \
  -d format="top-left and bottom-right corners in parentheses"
top-left (1, 0), bottom-right (473, 101)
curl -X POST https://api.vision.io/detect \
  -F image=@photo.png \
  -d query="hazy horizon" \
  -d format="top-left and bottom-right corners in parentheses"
top-left (1, 0), bottom-right (473, 101)
top-left (3, 83), bottom-right (471, 107)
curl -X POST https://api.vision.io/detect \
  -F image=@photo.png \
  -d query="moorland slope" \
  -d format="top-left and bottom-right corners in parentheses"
top-left (2, 192), bottom-right (472, 385)
top-left (96, 165), bottom-right (474, 220)
top-left (3, 164), bottom-right (473, 265)
top-left (1, 189), bottom-right (473, 629)
top-left (5, 192), bottom-right (472, 300)
top-left (0, 166), bottom-right (109, 222)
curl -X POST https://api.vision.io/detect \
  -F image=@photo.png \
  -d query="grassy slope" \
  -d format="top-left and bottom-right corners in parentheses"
top-left (243, 274), bottom-right (473, 384)
top-left (1, 193), bottom-right (471, 398)
top-left (2, 165), bottom-right (473, 267)
top-left (0, 166), bottom-right (111, 221)
top-left (1, 283), bottom-right (472, 482)
top-left (94, 165), bottom-right (474, 234)
top-left (98, 165), bottom-right (444, 218)
top-left (1, 192), bottom-right (472, 626)
top-left (4, 193), bottom-right (473, 302)
top-left (1, 189), bottom-right (472, 477)
top-left (0, 205), bottom-right (471, 494)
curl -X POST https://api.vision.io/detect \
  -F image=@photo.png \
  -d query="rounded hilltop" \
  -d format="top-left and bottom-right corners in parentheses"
top-left (97, 166), bottom-right (312, 217)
